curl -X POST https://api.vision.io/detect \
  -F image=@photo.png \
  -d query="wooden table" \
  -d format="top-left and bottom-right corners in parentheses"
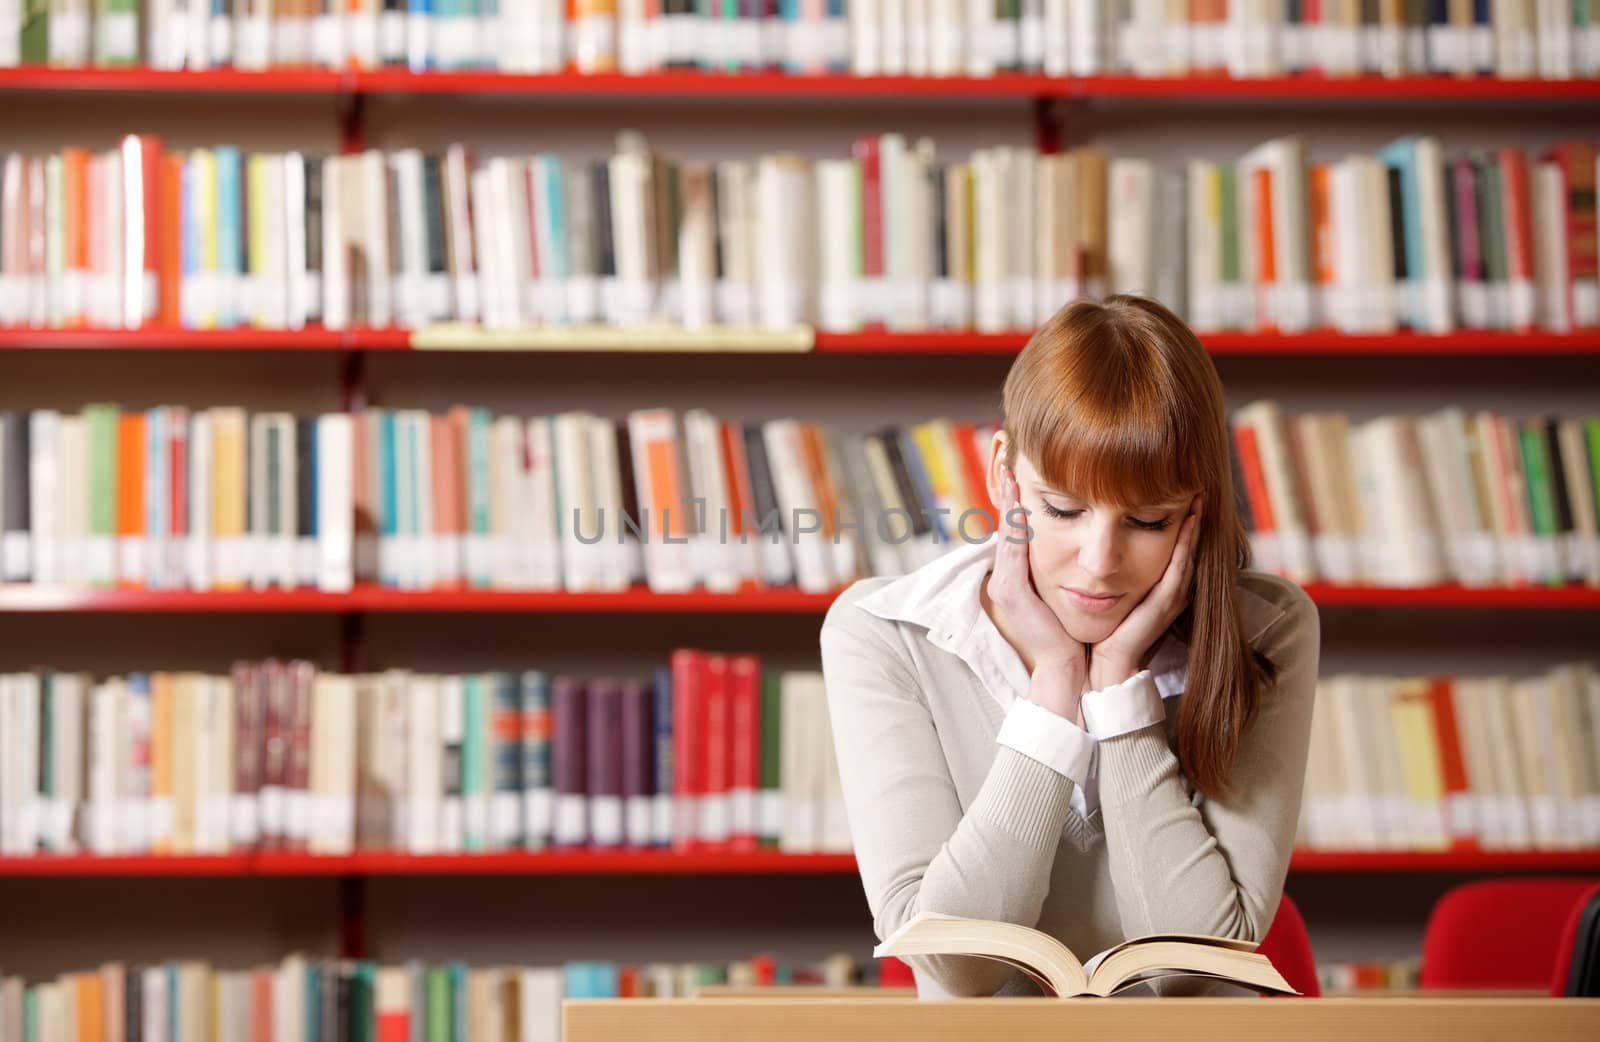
top-left (563, 995), bottom-right (1600, 1041)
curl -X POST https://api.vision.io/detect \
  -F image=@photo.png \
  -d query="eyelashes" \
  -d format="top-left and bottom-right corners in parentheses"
top-left (1039, 500), bottom-right (1174, 531)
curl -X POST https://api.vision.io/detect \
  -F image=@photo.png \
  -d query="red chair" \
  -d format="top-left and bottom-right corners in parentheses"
top-left (1551, 880), bottom-right (1600, 995)
top-left (1257, 893), bottom-right (1320, 997)
top-left (1420, 877), bottom-right (1599, 990)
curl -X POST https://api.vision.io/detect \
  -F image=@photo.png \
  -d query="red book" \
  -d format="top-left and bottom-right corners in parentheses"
top-left (250, 969), bottom-right (273, 1042)
top-left (702, 653), bottom-right (731, 851)
top-left (727, 653), bottom-right (762, 852)
top-left (1252, 166), bottom-right (1277, 331)
top-left (853, 136), bottom-right (883, 298)
top-left (951, 421), bottom-right (997, 531)
top-left (157, 153), bottom-right (182, 328)
top-left (1425, 676), bottom-right (1473, 846)
top-left (286, 660), bottom-right (316, 852)
top-left (1231, 423), bottom-right (1277, 536)
top-left (669, 648), bottom-right (708, 852)
top-left (1498, 148), bottom-right (1535, 330)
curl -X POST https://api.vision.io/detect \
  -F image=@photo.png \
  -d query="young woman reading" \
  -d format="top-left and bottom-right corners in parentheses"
top-left (820, 295), bottom-right (1320, 998)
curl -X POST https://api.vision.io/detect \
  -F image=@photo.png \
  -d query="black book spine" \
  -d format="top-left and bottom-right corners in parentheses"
top-left (593, 161), bottom-right (615, 280)
top-left (124, 965), bottom-right (142, 1042)
top-left (306, 158), bottom-right (324, 282)
top-left (2, 411), bottom-right (29, 541)
top-left (932, 164), bottom-right (949, 280)
top-left (423, 155), bottom-right (448, 280)
top-left (297, 416), bottom-right (316, 542)
top-left (1544, 418), bottom-right (1574, 539)
top-left (742, 424), bottom-right (783, 539)
top-left (1386, 165), bottom-right (1408, 292)
top-left (876, 428), bottom-right (932, 537)
top-left (615, 422), bottom-right (642, 543)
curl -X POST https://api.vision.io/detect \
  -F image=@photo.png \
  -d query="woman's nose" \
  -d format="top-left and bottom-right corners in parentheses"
top-left (1077, 520), bottom-right (1122, 578)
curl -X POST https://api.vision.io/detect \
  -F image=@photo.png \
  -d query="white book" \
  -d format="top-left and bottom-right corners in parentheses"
top-left (28, 411), bottom-right (59, 585)
top-left (585, 415), bottom-right (631, 592)
top-left (525, 417), bottom-right (561, 591)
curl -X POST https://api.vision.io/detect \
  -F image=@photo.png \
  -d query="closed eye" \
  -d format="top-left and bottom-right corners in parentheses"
top-left (1041, 500), bottom-right (1173, 531)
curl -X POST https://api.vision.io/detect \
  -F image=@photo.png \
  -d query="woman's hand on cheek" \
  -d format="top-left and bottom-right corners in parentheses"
top-left (1089, 498), bottom-right (1202, 691)
top-left (988, 468), bottom-right (1087, 681)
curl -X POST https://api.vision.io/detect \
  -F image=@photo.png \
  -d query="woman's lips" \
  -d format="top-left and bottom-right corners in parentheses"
top-left (1062, 587), bottom-right (1124, 613)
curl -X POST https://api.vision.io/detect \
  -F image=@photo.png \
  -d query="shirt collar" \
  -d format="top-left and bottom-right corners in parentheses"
top-left (850, 532), bottom-right (1285, 702)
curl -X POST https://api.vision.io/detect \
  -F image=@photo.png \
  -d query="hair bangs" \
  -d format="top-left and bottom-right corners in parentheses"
top-left (1013, 388), bottom-right (1199, 511)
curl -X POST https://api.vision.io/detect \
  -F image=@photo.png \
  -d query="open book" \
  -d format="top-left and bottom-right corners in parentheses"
top-left (873, 911), bottom-right (1299, 997)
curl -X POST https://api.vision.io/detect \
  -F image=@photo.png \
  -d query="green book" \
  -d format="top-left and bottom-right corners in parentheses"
top-left (19, 0), bottom-right (47, 65)
top-left (1218, 164), bottom-right (1240, 316)
top-left (462, 673), bottom-right (485, 852)
top-left (83, 403), bottom-right (119, 587)
top-left (1586, 419), bottom-right (1600, 527)
top-left (94, 0), bottom-right (139, 67)
top-left (467, 409), bottom-right (491, 588)
top-left (758, 672), bottom-right (783, 848)
top-left (1518, 420), bottom-right (1560, 584)
top-left (425, 968), bottom-right (451, 1042)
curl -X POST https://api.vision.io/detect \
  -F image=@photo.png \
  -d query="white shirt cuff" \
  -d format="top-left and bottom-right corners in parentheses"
top-left (995, 698), bottom-right (1095, 785)
top-left (1081, 669), bottom-right (1166, 739)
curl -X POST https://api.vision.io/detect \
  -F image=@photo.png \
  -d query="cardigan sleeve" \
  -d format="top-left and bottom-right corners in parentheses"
top-left (1094, 575), bottom-right (1320, 957)
top-left (819, 580), bottom-right (1078, 997)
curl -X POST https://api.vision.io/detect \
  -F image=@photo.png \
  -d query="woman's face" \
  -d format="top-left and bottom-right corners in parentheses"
top-left (994, 443), bottom-right (1196, 646)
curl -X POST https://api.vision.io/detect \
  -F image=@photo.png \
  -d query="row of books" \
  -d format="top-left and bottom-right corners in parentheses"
top-left (5, 1), bottom-right (1600, 80)
top-left (0, 952), bottom-right (880, 1042)
top-left (1298, 663), bottom-right (1600, 853)
top-left (1316, 958), bottom-right (1422, 993)
top-left (2, 133), bottom-right (1595, 336)
top-left (1231, 403), bottom-right (1600, 588)
top-left (0, 405), bottom-right (1006, 594)
top-left (0, 653), bottom-right (849, 858)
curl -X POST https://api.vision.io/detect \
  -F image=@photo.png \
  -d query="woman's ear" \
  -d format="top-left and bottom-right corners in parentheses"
top-left (986, 430), bottom-right (1009, 513)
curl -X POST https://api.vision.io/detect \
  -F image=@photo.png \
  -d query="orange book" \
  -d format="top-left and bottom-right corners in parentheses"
top-left (1232, 422), bottom-right (1277, 535)
top-left (1252, 166), bottom-right (1276, 332)
top-left (1310, 164), bottom-right (1334, 300)
top-left (719, 419), bottom-right (756, 582)
top-left (62, 148), bottom-right (90, 326)
top-left (951, 421), bottom-right (997, 531)
top-left (641, 420), bottom-right (689, 541)
top-left (1425, 676), bottom-right (1473, 846)
top-left (116, 412), bottom-right (146, 586)
top-left (250, 969), bottom-right (273, 1042)
top-left (798, 422), bottom-right (839, 543)
top-left (431, 414), bottom-right (458, 585)
top-left (158, 154), bottom-right (183, 328)
top-left (74, 972), bottom-right (104, 1042)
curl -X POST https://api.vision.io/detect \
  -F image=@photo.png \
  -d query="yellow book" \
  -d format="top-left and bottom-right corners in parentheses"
top-left (150, 672), bottom-right (173, 854)
top-left (247, 154), bottom-right (269, 329)
top-left (209, 407), bottom-right (248, 590)
top-left (192, 150), bottom-right (218, 330)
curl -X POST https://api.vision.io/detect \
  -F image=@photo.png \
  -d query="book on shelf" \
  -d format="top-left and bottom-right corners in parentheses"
top-left (0, 132), bottom-right (1594, 338)
top-left (5, 2), bottom-right (1599, 79)
top-left (0, 655), bottom-right (849, 859)
top-left (1299, 663), bottom-right (1600, 853)
top-left (0, 950), bottom-right (873, 1042)
top-left (5, 400), bottom-right (1599, 595)
top-left (872, 910), bottom-right (1300, 997)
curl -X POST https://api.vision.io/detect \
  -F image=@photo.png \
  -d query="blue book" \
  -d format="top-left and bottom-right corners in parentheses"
top-left (467, 408), bottom-right (492, 587)
top-left (520, 670), bottom-right (552, 849)
top-left (462, 673), bottom-right (485, 851)
top-left (897, 428), bottom-right (947, 545)
top-left (378, 409), bottom-right (398, 586)
top-left (213, 146), bottom-right (242, 329)
top-left (144, 408), bottom-right (166, 589)
top-left (1378, 137), bottom-right (1424, 330)
top-left (652, 665), bottom-right (674, 847)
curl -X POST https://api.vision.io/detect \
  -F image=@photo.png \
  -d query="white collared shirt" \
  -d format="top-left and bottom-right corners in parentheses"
top-left (854, 531), bottom-right (1189, 817)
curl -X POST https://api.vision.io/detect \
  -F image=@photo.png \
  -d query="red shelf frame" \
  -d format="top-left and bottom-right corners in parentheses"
top-left (2, 66), bottom-right (1599, 101)
top-left (813, 329), bottom-right (1600, 356)
top-left (3, 327), bottom-right (1598, 356)
top-left (4, 849), bottom-right (1599, 877)
top-left (1, 581), bottom-right (1596, 612)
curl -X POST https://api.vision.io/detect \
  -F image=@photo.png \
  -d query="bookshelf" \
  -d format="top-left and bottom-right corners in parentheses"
top-left (2, 67), bottom-right (1600, 102)
top-left (3, 849), bottom-right (1600, 878)
top-left (4, 328), bottom-right (1600, 355)
top-left (0, 42), bottom-right (1596, 990)
top-left (0, 582), bottom-right (1596, 613)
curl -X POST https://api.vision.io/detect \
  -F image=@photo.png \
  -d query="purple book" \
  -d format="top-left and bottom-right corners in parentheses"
top-left (1452, 159), bottom-right (1484, 328)
top-left (586, 679), bottom-right (624, 848)
top-left (552, 676), bottom-right (588, 847)
top-left (619, 679), bottom-right (653, 848)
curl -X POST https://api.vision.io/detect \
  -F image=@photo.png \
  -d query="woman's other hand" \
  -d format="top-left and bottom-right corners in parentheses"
top-left (1089, 497), bottom-right (1202, 691)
